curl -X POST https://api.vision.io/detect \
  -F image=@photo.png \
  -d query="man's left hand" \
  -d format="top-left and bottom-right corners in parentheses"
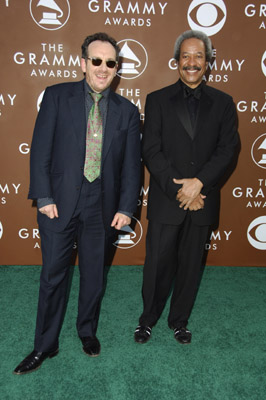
top-left (173, 178), bottom-right (203, 208)
top-left (111, 213), bottom-right (131, 230)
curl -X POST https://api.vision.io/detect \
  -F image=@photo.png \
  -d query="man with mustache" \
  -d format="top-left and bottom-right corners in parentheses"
top-left (134, 30), bottom-right (238, 345)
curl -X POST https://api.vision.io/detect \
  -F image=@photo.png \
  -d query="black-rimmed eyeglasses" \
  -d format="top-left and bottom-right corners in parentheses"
top-left (87, 57), bottom-right (117, 69)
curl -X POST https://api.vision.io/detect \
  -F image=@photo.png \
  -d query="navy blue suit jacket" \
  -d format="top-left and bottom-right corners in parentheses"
top-left (143, 80), bottom-right (239, 226)
top-left (28, 79), bottom-right (141, 234)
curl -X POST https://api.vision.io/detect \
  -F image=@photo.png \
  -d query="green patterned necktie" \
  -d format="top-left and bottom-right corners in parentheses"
top-left (84, 92), bottom-right (103, 182)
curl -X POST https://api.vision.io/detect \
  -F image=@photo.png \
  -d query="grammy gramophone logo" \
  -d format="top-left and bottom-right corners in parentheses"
top-left (30, 0), bottom-right (70, 30)
top-left (251, 133), bottom-right (266, 170)
top-left (113, 217), bottom-right (143, 249)
top-left (117, 39), bottom-right (148, 80)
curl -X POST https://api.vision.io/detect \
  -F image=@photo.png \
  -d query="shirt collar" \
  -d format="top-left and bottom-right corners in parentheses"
top-left (84, 80), bottom-right (110, 99)
top-left (181, 80), bottom-right (202, 100)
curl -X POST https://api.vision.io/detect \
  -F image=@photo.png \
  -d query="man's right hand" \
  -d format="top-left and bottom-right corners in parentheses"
top-left (188, 194), bottom-right (206, 211)
top-left (39, 204), bottom-right (59, 219)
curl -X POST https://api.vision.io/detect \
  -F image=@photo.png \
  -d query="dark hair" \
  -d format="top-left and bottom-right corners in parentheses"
top-left (174, 30), bottom-right (212, 62)
top-left (81, 32), bottom-right (120, 61)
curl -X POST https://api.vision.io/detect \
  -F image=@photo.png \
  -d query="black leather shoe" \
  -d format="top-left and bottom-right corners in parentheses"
top-left (81, 336), bottom-right (101, 357)
top-left (13, 349), bottom-right (59, 375)
top-left (134, 325), bottom-right (152, 343)
top-left (174, 327), bottom-right (192, 344)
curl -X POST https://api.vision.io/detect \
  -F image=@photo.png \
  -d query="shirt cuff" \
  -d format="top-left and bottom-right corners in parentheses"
top-left (118, 210), bottom-right (133, 218)
top-left (37, 197), bottom-right (55, 209)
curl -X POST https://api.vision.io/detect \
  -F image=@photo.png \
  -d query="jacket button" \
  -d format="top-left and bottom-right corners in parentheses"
top-left (190, 161), bottom-right (195, 166)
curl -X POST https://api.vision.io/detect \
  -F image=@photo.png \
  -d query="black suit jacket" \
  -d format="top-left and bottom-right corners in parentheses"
top-left (28, 79), bottom-right (141, 235)
top-left (143, 80), bottom-right (238, 226)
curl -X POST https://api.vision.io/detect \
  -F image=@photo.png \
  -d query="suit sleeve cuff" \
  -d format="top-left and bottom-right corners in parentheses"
top-left (37, 197), bottom-right (55, 209)
top-left (118, 210), bottom-right (133, 218)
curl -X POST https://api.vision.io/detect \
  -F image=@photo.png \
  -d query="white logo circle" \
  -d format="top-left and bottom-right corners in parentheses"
top-left (37, 90), bottom-right (45, 111)
top-left (261, 51), bottom-right (266, 77)
top-left (117, 39), bottom-right (148, 80)
top-left (247, 216), bottom-right (266, 250)
top-left (29, 0), bottom-right (70, 31)
top-left (113, 216), bottom-right (143, 249)
top-left (187, 0), bottom-right (227, 36)
top-left (251, 133), bottom-right (266, 169)
top-left (0, 222), bottom-right (3, 239)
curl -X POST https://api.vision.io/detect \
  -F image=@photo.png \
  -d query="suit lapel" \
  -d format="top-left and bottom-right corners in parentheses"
top-left (171, 81), bottom-right (214, 140)
top-left (68, 80), bottom-right (86, 156)
top-left (67, 83), bottom-right (121, 163)
top-left (170, 82), bottom-right (194, 140)
top-left (176, 95), bottom-right (194, 140)
top-left (194, 86), bottom-right (213, 139)
top-left (102, 91), bottom-right (120, 163)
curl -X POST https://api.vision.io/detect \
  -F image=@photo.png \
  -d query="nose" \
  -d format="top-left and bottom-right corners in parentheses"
top-left (99, 60), bottom-right (108, 72)
top-left (187, 56), bottom-right (196, 65)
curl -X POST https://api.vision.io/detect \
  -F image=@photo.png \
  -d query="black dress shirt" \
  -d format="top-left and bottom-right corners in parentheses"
top-left (181, 81), bottom-right (202, 129)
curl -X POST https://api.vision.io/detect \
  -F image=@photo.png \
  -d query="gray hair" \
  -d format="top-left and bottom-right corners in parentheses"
top-left (174, 30), bottom-right (212, 62)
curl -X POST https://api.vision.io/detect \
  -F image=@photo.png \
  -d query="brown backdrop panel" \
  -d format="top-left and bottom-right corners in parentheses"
top-left (0, 1), bottom-right (265, 266)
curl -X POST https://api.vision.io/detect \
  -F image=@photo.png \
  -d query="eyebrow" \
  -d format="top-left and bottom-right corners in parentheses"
top-left (89, 56), bottom-right (116, 61)
top-left (181, 51), bottom-right (204, 55)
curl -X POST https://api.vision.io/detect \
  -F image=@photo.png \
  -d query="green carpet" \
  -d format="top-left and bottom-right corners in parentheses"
top-left (1, 265), bottom-right (266, 400)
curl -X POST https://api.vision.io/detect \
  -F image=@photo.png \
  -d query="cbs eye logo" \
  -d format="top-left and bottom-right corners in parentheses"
top-left (247, 216), bottom-right (266, 250)
top-left (187, 0), bottom-right (227, 36)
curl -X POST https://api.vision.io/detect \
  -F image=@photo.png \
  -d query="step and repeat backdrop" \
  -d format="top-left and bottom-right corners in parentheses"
top-left (0, 0), bottom-right (266, 266)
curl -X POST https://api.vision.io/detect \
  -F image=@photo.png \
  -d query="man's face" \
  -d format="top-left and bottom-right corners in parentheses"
top-left (81, 40), bottom-right (117, 93)
top-left (177, 38), bottom-right (208, 88)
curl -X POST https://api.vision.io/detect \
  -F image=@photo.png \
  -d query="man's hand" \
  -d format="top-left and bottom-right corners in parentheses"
top-left (188, 194), bottom-right (206, 211)
top-left (39, 204), bottom-right (59, 219)
top-left (111, 213), bottom-right (131, 230)
top-left (173, 178), bottom-right (203, 208)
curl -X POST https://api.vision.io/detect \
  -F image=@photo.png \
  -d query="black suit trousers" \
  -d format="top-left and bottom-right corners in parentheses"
top-left (139, 213), bottom-right (209, 329)
top-left (34, 178), bottom-right (107, 352)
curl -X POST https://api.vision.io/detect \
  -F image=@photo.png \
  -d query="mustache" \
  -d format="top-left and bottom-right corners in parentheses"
top-left (183, 66), bottom-right (201, 71)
